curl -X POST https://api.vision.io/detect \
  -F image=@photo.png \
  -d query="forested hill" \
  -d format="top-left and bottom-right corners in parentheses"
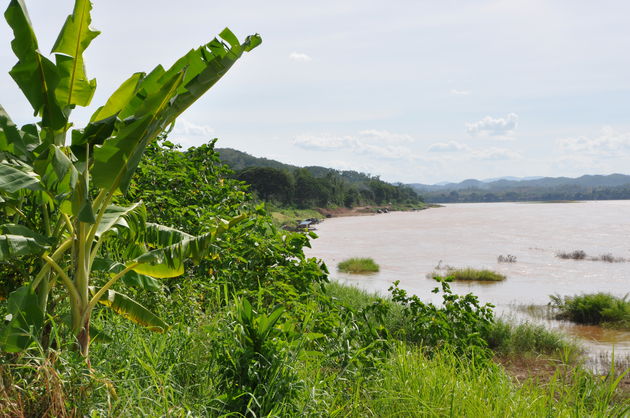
top-left (216, 148), bottom-right (422, 208)
top-left (411, 173), bottom-right (630, 203)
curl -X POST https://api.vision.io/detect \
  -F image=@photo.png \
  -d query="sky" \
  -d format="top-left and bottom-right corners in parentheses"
top-left (1, 0), bottom-right (630, 184)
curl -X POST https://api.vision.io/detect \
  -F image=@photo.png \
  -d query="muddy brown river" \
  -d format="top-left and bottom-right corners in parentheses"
top-left (305, 201), bottom-right (630, 362)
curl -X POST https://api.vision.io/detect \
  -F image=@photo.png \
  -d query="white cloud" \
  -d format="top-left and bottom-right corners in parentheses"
top-left (556, 127), bottom-right (630, 156)
top-left (292, 130), bottom-right (414, 160)
top-left (172, 119), bottom-right (215, 138)
top-left (472, 147), bottom-right (521, 161)
top-left (466, 113), bottom-right (518, 137)
top-left (450, 89), bottom-right (471, 96)
top-left (292, 134), bottom-right (352, 150)
top-left (289, 52), bottom-right (313, 62)
top-left (357, 129), bottom-right (414, 143)
top-left (427, 141), bottom-right (470, 152)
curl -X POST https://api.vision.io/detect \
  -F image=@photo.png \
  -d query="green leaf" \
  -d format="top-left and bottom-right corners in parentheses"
top-left (130, 217), bottom-right (240, 278)
top-left (258, 305), bottom-right (284, 339)
top-left (94, 202), bottom-right (146, 238)
top-left (93, 288), bottom-right (168, 332)
top-left (0, 233), bottom-right (48, 260)
top-left (0, 285), bottom-right (44, 352)
top-left (0, 162), bottom-right (41, 193)
top-left (89, 73), bottom-right (143, 122)
top-left (92, 257), bottom-right (160, 291)
top-left (32, 144), bottom-right (78, 195)
top-left (4, 0), bottom-right (65, 131)
top-left (52, 0), bottom-right (100, 109)
top-left (0, 105), bottom-right (38, 160)
top-left (143, 223), bottom-right (192, 246)
top-left (0, 224), bottom-right (52, 246)
top-left (90, 29), bottom-right (261, 195)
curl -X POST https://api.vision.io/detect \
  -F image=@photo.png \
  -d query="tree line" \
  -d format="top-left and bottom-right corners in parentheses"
top-left (422, 184), bottom-right (630, 203)
top-left (217, 148), bottom-right (422, 208)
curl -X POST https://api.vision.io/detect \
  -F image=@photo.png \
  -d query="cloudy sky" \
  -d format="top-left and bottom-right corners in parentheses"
top-left (1, 0), bottom-right (630, 183)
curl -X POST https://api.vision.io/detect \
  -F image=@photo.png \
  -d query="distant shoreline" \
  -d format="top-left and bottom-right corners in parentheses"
top-left (316, 203), bottom-right (440, 218)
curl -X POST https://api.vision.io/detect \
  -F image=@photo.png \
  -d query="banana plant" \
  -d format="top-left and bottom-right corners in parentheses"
top-left (0, 0), bottom-right (260, 359)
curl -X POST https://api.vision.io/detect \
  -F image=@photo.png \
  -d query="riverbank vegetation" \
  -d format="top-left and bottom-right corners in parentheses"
top-left (338, 257), bottom-right (380, 274)
top-left (550, 293), bottom-right (630, 329)
top-left (0, 2), bottom-right (628, 415)
top-left (218, 148), bottom-right (424, 211)
top-left (429, 267), bottom-right (507, 282)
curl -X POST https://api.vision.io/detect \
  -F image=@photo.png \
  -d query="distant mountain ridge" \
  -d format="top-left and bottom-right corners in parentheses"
top-left (411, 174), bottom-right (630, 192)
top-left (410, 173), bottom-right (630, 203)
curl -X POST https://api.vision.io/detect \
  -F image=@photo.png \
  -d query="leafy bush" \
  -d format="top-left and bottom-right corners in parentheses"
top-left (338, 257), bottom-right (380, 274)
top-left (550, 293), bottom-right (630, 328)
top-left (389, 278), bottom-right (495, 358)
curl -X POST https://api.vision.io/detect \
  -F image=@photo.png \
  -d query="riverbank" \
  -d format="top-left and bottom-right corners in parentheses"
top-left (270, 203), bottom-right (433, 228)
top-left (317, 202), bottom-right (433, 218)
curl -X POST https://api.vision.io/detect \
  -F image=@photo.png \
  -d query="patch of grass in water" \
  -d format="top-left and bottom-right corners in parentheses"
top-left (337, 257), bottom-right (380, 274)
top-left (429, 267), bottom-right (506, 282)
top-left (550, 293), bottom-right (630, 329)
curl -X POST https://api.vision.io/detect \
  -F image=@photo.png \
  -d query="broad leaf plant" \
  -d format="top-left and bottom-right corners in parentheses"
top-left (0, 0), bottom-right (260, 360)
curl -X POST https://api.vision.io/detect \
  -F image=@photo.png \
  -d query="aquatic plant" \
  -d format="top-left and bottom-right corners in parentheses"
top-left (550, 293), bottom-right (630, 328)
top-left (428, 267), bottom-right (506, 282)
top-left (338, 257), bottom-right (380, 274)
top-left (497, 254), bottom-right (517, 263)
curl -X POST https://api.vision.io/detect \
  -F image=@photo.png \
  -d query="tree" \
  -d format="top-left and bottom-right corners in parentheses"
top-left (0, 0), bottom-right (260, 360)
top-left (237, 166), bottom-right (293, 204)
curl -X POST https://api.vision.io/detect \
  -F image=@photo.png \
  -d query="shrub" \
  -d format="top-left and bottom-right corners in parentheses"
top-left (338, 258), bottom-right (380, 274)
top-left (389, 278), bottom-right (495, 358)
top-left (550, 293), bottom-right (630, 328)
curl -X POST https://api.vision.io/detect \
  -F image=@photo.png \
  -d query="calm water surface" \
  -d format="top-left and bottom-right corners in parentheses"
top-left (305, 201), bottom-right (630, 358)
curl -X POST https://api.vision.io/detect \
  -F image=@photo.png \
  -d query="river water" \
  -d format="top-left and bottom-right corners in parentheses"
top-left (305, 201), bottom-right (630, 362)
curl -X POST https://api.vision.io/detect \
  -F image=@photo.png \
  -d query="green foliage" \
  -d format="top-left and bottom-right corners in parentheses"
top-left (427, 266), bottom-right (506, 282)
top-left (326, 343), bottom-right (630, 417)
top-left (484, 320), bottom-right (574, 356)
top-left (550, 293), bottom-right (630, 328)
top-left (0, 0), bottom-right (260, 358)
top-left (444, 267), bottom-right (506, 281)
top-left (338, 257), bottom-right (380, 274)
top-left (218, 147), bottom-right (423, 209)
top-left (214, 297), bottom-right (301, 416)
top-left (389, 278), bottom-right (495, 358)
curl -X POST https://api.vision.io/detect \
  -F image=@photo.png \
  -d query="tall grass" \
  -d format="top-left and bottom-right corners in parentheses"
top-left (322, 343), bottom-right (629, 417)
top-left (485, 320), bottom-right (576, 356)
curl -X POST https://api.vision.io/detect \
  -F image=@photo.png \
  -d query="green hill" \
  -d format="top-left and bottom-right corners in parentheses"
top-left (216, 148), bottom-right (422, 208)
